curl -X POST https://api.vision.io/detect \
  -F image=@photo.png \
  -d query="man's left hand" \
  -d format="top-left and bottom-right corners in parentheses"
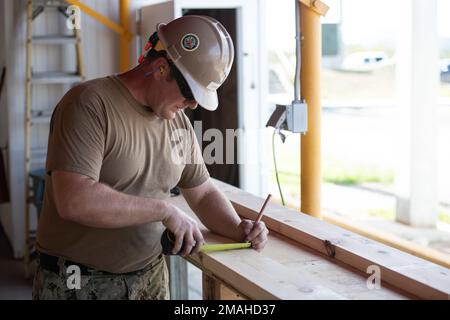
top-left (237, 219), bottom-right (269, 252)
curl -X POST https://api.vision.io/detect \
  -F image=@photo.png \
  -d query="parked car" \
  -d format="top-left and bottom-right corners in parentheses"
top-left (341, 51), bottom-right (391, 72)
top-left (440, 59), bottom-right (450, 83)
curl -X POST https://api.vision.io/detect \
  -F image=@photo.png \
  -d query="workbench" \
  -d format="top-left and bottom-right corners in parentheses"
top-left (167, 179), bottom-right (450, 300)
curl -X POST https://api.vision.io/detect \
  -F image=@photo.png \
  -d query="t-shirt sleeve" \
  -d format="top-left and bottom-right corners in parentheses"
top-left (46, 98), bottom-right (105, 181)
top-left (177, 117), bottom-right (210, 189)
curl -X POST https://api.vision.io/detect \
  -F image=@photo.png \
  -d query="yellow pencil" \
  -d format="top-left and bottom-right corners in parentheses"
top-left (201, 194), bottom-right (272, 253)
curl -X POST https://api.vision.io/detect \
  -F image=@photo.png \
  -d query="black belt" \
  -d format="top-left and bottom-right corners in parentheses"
top-left (38, 252), bottom-right (162, 276)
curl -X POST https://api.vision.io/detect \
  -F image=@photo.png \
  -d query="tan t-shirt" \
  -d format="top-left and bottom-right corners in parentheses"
top-left (36, 75), bottom-right (209, 273)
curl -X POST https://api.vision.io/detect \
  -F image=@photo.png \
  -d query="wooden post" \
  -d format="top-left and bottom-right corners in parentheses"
top-left (300, 1), bottom-right (323, 218)
top-left (119, 0), bottom-right (131, 72)
top-left (395, 0), bottom-right (439, 227)
top-left (202, 273), bottom-right (244, 300)
top-left (202, 273), bottom-right (221, 300)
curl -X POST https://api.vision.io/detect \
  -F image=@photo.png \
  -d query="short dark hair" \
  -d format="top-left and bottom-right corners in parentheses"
top-left (145, 48), bottom-right (167, 61)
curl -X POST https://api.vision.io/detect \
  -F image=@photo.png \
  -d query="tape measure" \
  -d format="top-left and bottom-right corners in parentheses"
top-left (160, 229), bottom-right (251, 255)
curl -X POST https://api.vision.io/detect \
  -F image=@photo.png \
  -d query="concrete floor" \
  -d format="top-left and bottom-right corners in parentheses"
top-left (322, 183), bottom-right (450, 256)
top-left (0, 226), bottom-right (32, 300)
top-left (187, 263), bottom-right (202, 300)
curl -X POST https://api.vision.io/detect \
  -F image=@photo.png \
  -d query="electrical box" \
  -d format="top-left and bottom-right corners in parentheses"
top-left (267, 101), bottom-right (308, 134)
top-left (286, 100), bottom-right (308, 134)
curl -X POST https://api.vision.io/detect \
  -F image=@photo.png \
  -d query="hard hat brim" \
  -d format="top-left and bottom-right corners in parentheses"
top-left (180, 66), bottom-right (219, 111)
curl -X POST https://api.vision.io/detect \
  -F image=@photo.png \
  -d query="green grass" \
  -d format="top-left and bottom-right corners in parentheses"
top-left (269, 158), bottom-right (450, 224)
top-left (440, 83), bottom-right (450, 98)
top-left (441, 50), bottom-right (450, 59)
top-left (368, 208), bottom-right (395, 220)
top-left (269, 156), bottom-right (395, 203)
top-left (272, 172), bottom-right (300, 199)
top-left (367, 208), bottom-right (450, 224)
top-left (323, 159), bottom-right (394, 185)
top-left (270, 146), bottom-right (395, 187)
top-left (439, 210), bottom-right (450, 224)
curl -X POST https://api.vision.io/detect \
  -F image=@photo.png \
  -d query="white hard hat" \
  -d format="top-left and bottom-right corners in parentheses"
top-left (156, 15), bottom-right (235, 111)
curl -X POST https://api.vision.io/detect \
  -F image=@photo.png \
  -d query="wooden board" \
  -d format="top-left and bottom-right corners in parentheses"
top-left (202, 273), bottom-right (245, 300)
top-left (168, 184), bottom-right (412, 300)
top-left (212, 179), bottom-right (450, 300)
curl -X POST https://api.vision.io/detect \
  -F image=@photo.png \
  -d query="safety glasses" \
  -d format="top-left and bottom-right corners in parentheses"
top-left (167, 60), bottom-right (195, 101)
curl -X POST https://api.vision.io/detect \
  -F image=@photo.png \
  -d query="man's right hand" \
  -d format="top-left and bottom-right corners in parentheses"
top-left (162, 204), bottom-right (205, 256)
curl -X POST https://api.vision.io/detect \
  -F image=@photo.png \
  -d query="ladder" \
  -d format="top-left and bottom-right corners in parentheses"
top-left (24, 0), bottom-right (85, 277)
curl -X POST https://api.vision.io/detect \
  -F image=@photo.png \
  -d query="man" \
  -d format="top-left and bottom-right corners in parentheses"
top-left (33, 15), bottom-right (268, 300)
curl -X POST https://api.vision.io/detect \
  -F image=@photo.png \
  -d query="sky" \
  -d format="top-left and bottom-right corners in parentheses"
top-left (266, 0), bottom-right (450, 51)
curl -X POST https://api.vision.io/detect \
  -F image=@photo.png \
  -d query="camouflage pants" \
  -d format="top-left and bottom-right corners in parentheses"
top-left (32, 254), bottom-right (170, 300)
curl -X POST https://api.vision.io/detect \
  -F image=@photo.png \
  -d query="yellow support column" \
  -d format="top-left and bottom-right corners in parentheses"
top-left (65, 0), bottom-right (133, 72)
top-left (119, 0), bottom-right (131, 72)
top-left (300, 1), bottom-right (327, 218)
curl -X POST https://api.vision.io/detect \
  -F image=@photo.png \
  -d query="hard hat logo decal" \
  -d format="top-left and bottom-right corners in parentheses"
top-left (181, 34), bottom-right (200, 52)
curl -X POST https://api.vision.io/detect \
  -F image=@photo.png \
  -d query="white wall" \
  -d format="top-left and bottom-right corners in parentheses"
top-left (0, 0), bottom-right (27, 259)
top-left (0, 0), bottom-right (14, 252)
top-left (0, 0), bottom-right (120, 258)
top-left (395, 0), bottom-right (439, 227)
